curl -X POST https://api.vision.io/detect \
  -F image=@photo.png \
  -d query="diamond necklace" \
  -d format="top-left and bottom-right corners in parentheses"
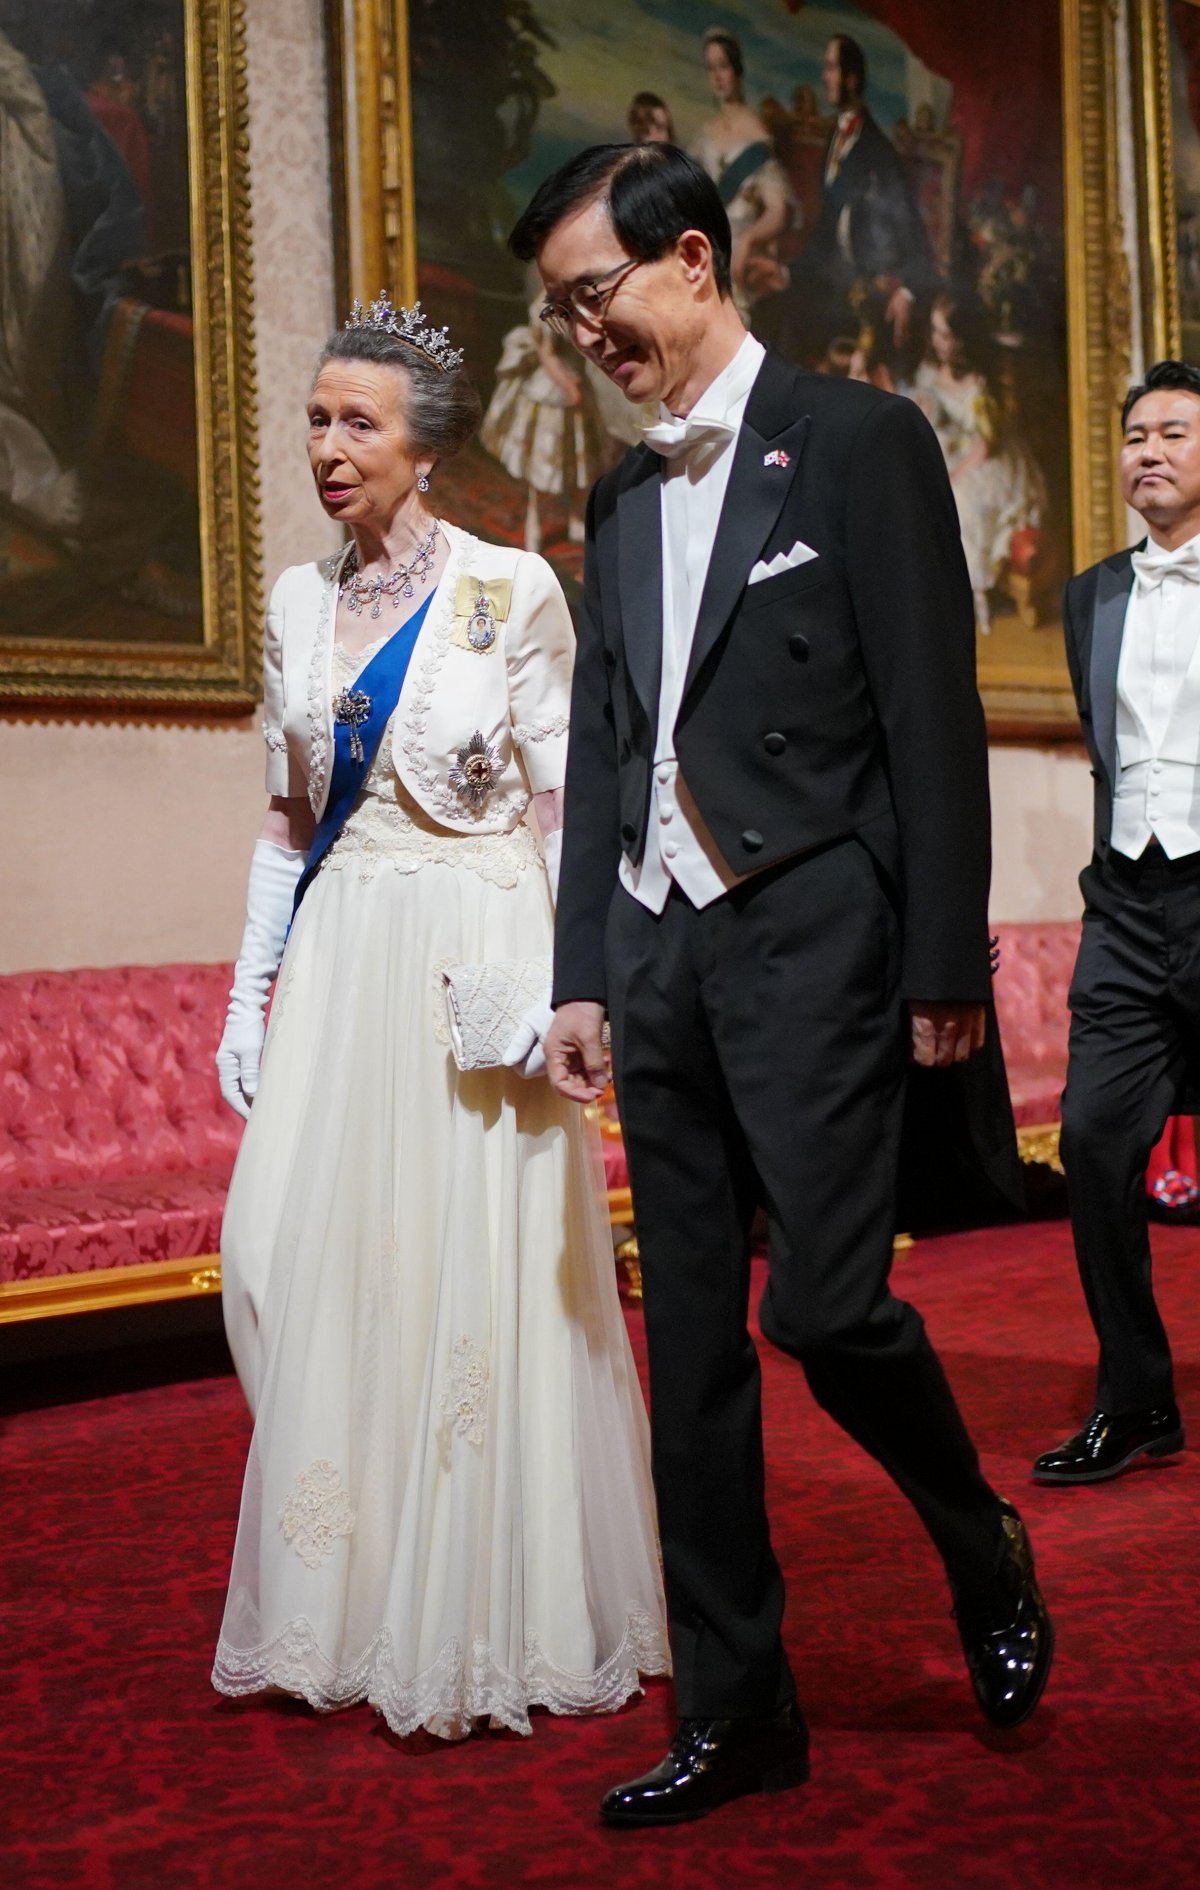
top-left (340, 520), bottom-right (441, 618)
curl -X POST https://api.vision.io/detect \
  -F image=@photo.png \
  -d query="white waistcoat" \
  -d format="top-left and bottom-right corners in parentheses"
top-left (1112, 573), bottom-right (1200, 860)
top-left (260, 523), bottom-right (573, 830)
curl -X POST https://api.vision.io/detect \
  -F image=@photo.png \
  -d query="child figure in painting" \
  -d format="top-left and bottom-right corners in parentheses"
top-left (481, 291), bottom-right (609, 554)
top-left (911, 291), bottom-right (1044, 635)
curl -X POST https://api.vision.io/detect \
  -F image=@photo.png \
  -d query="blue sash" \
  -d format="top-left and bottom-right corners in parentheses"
top-left (292, 588), bottom-right (436, 916)
top-left (717, 140), bottom-right (771, 206)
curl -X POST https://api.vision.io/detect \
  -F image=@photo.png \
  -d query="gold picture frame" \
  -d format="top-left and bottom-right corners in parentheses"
top-left (327, 0), bottom-right (418, 310)
top-left (332, 0), bottom-right (1134, 740)
top-left (0, 0), bottom-right (261, 715)
top-left (1131, 0), bottom-right (1200, 369)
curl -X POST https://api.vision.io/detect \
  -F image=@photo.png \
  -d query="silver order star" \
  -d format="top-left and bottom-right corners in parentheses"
top-left (449, 730), bottom-right (502, 810)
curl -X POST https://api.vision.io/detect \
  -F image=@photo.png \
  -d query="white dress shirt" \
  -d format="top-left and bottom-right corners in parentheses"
top-left (1111, 532), bottom-right (1200, 860)
top-left (620, 333), bottom-right (766, 913)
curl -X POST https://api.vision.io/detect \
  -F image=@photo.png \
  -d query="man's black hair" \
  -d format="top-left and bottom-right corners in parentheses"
top-left (1122, 358), bottom-right (1200, 429)
top-left (832, 33), bottom-right (867, 96)
top-left (508, 143), bottom-right (733, 299)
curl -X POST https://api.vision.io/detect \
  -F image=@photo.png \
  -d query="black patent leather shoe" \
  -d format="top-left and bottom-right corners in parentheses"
top-left (1032, 1404), bottom-right (1185, 1485)
top-left (599, 1703), bottom-right (810, 1827)
top-left (953, 1502), bottom-right (1054, 1731)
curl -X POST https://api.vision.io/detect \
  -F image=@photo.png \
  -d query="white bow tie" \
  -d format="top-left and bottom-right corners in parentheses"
top-left (641, 413), bottom-right (737, 461)
top-left (1131, 541), bottom-right (1200, 590)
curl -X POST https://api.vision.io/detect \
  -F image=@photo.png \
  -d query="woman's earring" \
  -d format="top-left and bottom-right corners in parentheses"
top-left (418, 473), bottom-right (430, 493)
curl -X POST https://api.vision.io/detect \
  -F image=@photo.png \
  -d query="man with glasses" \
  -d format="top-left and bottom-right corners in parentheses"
top-left (509, 142), bottom-right (1051, 1828)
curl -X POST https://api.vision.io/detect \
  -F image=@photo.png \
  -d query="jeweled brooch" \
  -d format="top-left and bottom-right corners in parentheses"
top-left (449, 731), bottom-right (502, 809)
top-left (333, 687), bottom-right (372, 764)
top-left (466, 588), bottom-right (498, 652)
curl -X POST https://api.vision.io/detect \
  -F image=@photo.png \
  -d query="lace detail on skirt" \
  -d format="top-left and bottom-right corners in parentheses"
top-left (324, 780), bottom-right (540, 888)
top-left (440, 1337), bottom-right (490, 1447)
top-left (212, 1608), bottom-right (672, 1739)
top-left (279, 1460), bottom-right (356, 1568)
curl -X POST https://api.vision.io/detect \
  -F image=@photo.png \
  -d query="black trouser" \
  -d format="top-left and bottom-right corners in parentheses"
top-left (605, 841), bottom-right (1004, 1718)
top-left (1061, 843), bottom-right (1200, 1413)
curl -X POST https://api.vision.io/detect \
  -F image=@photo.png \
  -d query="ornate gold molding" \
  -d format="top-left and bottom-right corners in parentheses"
top-left (0, 1254), bottom-right (224, 1326)
top-left (0, 0), bottom-right (262, 713)
top-left (328, 0), bottom-right (418, 308)
top-left (1016, 1122), bottom-right (1064, 1172)
top-left (1063, 0), bottom-right (1133, 576)
top-left (1132, 0), bottom-right (1183, 363)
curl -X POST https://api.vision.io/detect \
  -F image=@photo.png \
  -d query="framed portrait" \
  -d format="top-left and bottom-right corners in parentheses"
top-left (335, 0), bottom-right (1133, 737)
top-left (0, 0), bottom-right (260, 713)
top-left (1135, 0), bottom-right (1200, 365)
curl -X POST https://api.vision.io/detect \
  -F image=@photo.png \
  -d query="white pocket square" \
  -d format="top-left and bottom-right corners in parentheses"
top-left (748, 540), bottom-right (819, 585)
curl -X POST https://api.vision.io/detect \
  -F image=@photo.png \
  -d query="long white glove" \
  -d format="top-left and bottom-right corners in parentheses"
top-left (216, 839), bottom-right (306, 1118)
top-left (502, 825), bottom-right (562, 1080)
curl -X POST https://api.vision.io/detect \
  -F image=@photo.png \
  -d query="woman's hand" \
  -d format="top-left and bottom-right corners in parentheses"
top-left (545, 1001), bottom-right (609, 1103)
top-left (909, 1002), bottom-right (987, 1067)
top-left (216, 1010), bottom-right (268, 1120)
top-left (216, 806), bottom-right (309, 1117)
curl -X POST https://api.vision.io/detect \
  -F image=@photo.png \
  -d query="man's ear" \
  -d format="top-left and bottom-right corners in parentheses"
top-left (676, 228), bottom-right (715, 286)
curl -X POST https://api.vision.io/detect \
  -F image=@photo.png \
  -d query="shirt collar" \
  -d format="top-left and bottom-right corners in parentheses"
top-left (656, 332), bottom-right (766, 431)
top-left (1140, 529), bottom-right (1200, 562)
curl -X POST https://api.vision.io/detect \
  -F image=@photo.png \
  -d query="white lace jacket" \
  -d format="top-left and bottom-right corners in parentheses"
top-left (261, 522), bottom-right (574, 831)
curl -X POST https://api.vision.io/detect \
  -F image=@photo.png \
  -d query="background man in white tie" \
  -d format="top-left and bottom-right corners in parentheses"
top-left (1034, 359), bottom-right (1200, 1487)
top-left (509, 142), bottom-right (1051, 1827)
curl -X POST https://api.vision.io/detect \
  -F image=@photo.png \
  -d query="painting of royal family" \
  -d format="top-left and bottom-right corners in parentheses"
top-left (412, 0), bottom-right (1070, 699)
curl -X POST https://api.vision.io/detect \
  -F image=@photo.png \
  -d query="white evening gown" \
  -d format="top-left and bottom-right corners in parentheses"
top-left (213, 639), bottom-right (670, 1739)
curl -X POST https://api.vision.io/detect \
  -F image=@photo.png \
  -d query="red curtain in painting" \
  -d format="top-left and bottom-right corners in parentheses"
top-left (784, 0), bottom-right (1063, 211)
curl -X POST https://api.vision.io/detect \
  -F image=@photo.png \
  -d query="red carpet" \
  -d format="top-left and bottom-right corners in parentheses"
top-left (2, 1223), bottom-right (1198, 1890)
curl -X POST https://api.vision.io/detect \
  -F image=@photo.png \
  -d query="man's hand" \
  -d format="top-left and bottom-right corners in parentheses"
top-left (545, 1000), bottom-right (609, 1103)
top-left (910, 1002), bottom-right (986, 1068)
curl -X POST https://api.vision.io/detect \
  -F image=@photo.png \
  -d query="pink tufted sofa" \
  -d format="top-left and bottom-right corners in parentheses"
top-left (990, 921), bottom-right (1076, 1130)
top-left (2, 935), bottom-right (1188, 1322)
top-left (0, 964), bottom-right (240, 1322)
top-left (991, 920), bottom-right (1193, 1188)
top-left (601, 919), bottom-right (1191, 1212)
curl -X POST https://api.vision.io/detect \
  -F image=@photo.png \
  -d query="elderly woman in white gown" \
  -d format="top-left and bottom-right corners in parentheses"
top-left (211, 296), bottom-right (669, 1740)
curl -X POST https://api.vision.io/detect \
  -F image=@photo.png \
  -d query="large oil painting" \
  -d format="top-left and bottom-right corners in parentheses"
top-left (0, 0), bottom-right (259, 712)
top-left (1162, 1), bottom-right (1200, 359)
top-left (384, 0), bottom-right (1115, 732)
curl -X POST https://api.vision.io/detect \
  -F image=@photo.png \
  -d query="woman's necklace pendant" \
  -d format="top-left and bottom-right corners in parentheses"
top-left (340, 520), bottom-right (440, 618)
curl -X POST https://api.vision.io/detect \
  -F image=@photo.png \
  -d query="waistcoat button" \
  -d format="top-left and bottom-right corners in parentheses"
top-left (763, 732), bottom-right (787, 755)
top-left (741, 829), bottom-right (765, 853)
top-left (788, 633), bottom-right (809, 662)
top-left (621, 822), bottom-right (638, 844)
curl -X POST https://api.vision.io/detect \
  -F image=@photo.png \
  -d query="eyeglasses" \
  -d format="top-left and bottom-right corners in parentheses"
top-left (537, 258), bottom-right (647, 344)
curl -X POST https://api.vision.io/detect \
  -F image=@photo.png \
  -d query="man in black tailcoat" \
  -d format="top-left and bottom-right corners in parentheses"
top-left (1032, 360), bottom-right (1200, 1487)
top-left (509, 143), bottom-right (1051, 1828)
top-left (750, 33), bottom-right (932, 368)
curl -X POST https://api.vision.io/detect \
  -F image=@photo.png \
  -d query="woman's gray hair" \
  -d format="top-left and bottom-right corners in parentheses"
top-left (315, 324), bottom-right (482, 463)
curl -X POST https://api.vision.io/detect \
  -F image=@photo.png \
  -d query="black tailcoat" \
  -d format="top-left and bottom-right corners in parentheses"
top-left (1063, 545), bottom-right (1137, 859)
top-left (555, 347), bottom-right (1021, 1220)
top-left (1058, 544), bottom-right (1199, 1409)
top-left (553, 346), bottom-right (1021, 1714)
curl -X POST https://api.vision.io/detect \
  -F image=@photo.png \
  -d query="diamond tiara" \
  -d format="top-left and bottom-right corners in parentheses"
top-left (344, 293), bottom-right (465, 372)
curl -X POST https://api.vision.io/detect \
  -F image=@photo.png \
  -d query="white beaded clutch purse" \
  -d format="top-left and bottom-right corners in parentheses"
top-left (441, 956), bottom-right (553, 1071)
